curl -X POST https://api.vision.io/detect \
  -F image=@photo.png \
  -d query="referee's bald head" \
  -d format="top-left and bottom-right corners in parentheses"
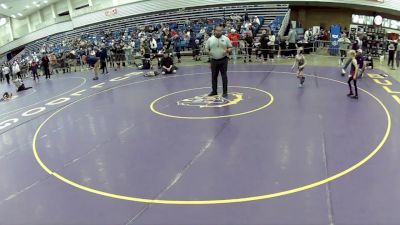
top-left (214, 25), bottom-right (223, 38)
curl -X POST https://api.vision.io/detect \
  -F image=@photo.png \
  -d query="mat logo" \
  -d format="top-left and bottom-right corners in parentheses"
top-left (369, 73), bottom-right (400, 105)
top-left (177, 92), bottom-right (243, 108)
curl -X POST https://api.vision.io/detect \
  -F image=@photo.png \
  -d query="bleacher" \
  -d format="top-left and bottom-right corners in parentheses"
top-left (25, 4), bottom-right (288, 54)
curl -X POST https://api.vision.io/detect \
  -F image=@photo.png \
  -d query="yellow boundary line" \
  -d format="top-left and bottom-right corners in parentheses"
top-left (32, 71), bottom-right (391, 205)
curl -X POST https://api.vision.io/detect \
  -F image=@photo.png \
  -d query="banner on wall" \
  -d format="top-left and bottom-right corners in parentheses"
top-left (329, 24), bottom-right (341, 56)
top-left (352, 14), bottom-right (400, 30)
top-left (105, 8), bottom-right (118, 17)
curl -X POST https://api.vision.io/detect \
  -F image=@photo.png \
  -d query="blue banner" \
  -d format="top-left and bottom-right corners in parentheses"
top-left (329, 24), bottom-right (341, 56)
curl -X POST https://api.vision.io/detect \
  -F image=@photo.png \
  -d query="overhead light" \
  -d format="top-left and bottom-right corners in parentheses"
top-left (44, 0), bottom-right (48, 3)
top-left (10, 15), bottom-right (16, 18)
top-left (17, 13), bottom-right (23, 17)
top-left (26, 5), bottom-right (30, 8)
top-left (1, 3), bottom-right (7, 9)
top-left (33, 1), bottom-right (37, 4)
top-left (36, 4), bottom-right (41, 7)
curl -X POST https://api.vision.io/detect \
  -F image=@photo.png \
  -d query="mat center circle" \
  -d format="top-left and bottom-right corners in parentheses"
top-left (150, 86), bottom-right (274, 119)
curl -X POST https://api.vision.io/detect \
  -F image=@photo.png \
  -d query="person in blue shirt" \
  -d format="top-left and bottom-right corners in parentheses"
top-left (173, 35), bottom-right (182, 63)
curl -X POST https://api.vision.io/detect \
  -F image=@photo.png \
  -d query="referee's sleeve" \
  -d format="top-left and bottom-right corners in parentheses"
top-left (226, 37), bottom-right (233, 48)
top-left (205, 39), bottom-right (210, 51)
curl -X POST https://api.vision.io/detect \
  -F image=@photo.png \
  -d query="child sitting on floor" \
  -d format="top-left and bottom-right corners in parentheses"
top-left (160, 51), bottom-right (177, 75)
top-left (1, 92), bottom-right (13, 101)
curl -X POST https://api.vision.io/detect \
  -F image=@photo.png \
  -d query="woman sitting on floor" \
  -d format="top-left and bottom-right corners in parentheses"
top-left (13, 78), bottom-right (32, 92)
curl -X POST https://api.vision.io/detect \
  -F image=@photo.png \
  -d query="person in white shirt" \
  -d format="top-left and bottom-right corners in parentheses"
top-left (338, 33), bottom-right (351, 66)
top-left (12, 61), bottom-right (21, 79)
top-left (245, 21), bottom-right (252, 29)
top-left (185, 18), bottom-right (190, 26)
top-left (268, 31), bottom-right (276, 61)
top-left (234, 14), bottom-right (242, 22)
top-left (123, 44), bottom-right (133, 65)
top-left (150, 36), bottom-right (158, 54)
top-left (241, 23), bottom-right (248, 34)
top-left (200, 27), bottom-right (206, 38)
top-left (138, 30), bottom-right (146, 38)
top-left (304, 28), bottom-right (312, 43)
top-left (2, 64), bottom-right (10, 85)
top-left (230, 13), bottom-right (236, 21)
top-left (253, 16), bottom-right (260, 26)
top-left (13, 78), bottom-right (32, 92)
top-left (205, 25), bottom-right (233, 97)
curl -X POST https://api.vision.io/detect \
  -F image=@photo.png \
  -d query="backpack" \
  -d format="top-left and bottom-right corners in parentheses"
top-left (144, 71), bottom-right (160, 77)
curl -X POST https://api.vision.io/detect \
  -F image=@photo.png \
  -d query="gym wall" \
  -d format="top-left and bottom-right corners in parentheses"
top-left (291, 6), bottom-right (400, 30)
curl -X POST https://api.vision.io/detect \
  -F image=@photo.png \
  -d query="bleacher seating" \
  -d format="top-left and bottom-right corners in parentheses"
top-left (25, 4), bottom-right (288, 54)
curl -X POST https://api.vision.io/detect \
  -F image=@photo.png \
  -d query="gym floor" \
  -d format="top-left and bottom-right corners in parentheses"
top-left (0, 60), bottom-right (400, 225)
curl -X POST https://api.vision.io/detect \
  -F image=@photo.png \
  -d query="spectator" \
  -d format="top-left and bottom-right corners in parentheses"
top-left (352, 36), bottom-right (362, 51)
top-left (304, 28), bottom-right (312, 43)
top-left (244, 31), bottom-right (253, 63)
top-left (150, 35), bottom-right (158, 55)
top-left (396, 37), bottom-right (400, 69)
top-left (92, 47), bottom-right (101, 80)
top-left (138, 41), bottom-right (151, 70)
top-left (355, 49), bottom-right (366, 78)
top-left (230, 13), bottom-right (235, 22)
top-left (253, 16), bottom-right (260, 26)
top-left (123, 43), bottom-right (132, 65)
top-left (192, 39), bottom-right (201, 61)
top-left (12, 61), bottom-right (21, 79)
top-left (13, 78), bottom-right (32, 92)
top-left (268, 31), bottom-right (276, 62)
top-left (228, 29), bottom-right (241, 62)
top-left (388, 41), bottom-right (395, 70)
top-left (0, 65), bottom-right (3, 83)
top-left (259, 30), bottom-right (269, 62)
top-left (200, 27), bottom-right (206, 36)
top-left (99, 44), bottom-right (109, 74)
top-left (338, 33), bottom-right (351, 66)
top-left (243, 8), bottom-right (249, 22)
top-left (173, 35), bottom-right (182, 63)
top-left (31, 60), bottom-right (39, 81)
top-left (161, 51), bottom-right (177, 75)
top-left (2, 64), bottom-right (10, 85)
top-left (287, 27), bottom-right (298, 57)
top-left (185, 18), bottom-right (191, 26)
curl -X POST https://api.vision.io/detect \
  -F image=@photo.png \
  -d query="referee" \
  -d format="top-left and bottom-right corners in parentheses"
top-left (205, 25), bottom-right (233, 98)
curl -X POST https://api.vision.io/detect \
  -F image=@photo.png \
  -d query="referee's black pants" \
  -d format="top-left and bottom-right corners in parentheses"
top-left (211, 57), bottom-right (228, 95)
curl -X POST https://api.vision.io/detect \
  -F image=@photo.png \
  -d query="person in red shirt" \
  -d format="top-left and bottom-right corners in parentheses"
top-left (31, 60), bottom-right (39, 81)
top-left (170, 29), bottom-right (178, 38)
top-left (228, 29), bottom-right (241, 62)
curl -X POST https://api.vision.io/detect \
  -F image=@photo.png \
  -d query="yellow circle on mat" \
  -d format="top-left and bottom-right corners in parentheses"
top-left (32, 72), bottom-right (391, 205)
top-left (150, 86), bottom-right (274, 119)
